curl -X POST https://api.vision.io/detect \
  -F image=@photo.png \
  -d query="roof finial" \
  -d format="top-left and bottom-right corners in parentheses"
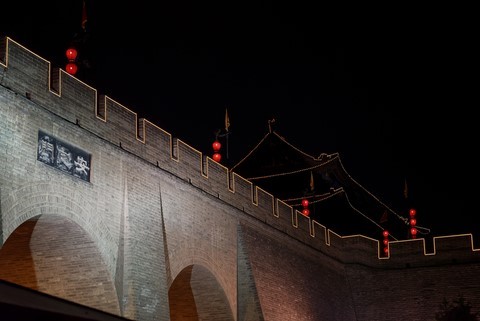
top-left (268, 118), bottom-right (276, 133)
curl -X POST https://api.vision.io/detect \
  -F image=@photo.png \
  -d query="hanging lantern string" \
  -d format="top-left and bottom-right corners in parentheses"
top-left (284, 189), bottom-right (342, 206)
top-left (246, 160), bottom-right (336, 181)
top-left (291, 188), bottom-right (402, 240)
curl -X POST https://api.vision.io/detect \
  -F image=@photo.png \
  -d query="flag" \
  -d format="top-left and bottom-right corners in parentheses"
top-left (225, 108), bottom-right (230, 132)
top-left (403, 178), bottom-right (408, 199)
top-left (309, 171), bottom-right (315, 191)
top-left (81, 0), bottom-right (88, 31)
top-left (380, 210), bottom-right (388, 223)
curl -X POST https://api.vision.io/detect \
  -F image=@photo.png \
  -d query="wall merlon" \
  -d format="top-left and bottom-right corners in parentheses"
top-left (434, 234), bottom-right (475, 252)
top-left (276, 200), bottom-right (293, 221)
top-left (255, 188), bottom-right (274, 216)
top-left (230, 174), bottom-right (253, 206)
top-left (141, 119), bottom-right (174, 166)
top-left (176, 140), bottom-right (204, 183)
top-left (53, 71), bottom-right (98, 126)
top-left (286, 213), bottom-right (311, 243)
top-left (101, 97), bottom-right (139, 149)
top-left (311, 221), bottom-right (328, 245)
top-left (334, 234), bottom-right (381, 264)
top-left (387, 239), bottom-right (426, 259)
top-left (431, 235), bottom-right (480, 263)
top-left (264, 200), bottom-right (292, 232)
top-left (204, 160), bottom-right (230, 195)
top-left (232, 174), bottom-right (255, 205)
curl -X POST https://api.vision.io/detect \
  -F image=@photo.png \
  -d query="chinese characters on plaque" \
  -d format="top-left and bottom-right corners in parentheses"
top-left (37, 130), bottom-right (91, 182)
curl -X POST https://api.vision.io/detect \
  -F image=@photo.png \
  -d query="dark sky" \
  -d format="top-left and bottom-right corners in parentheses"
top-left (2, 1), bottom-right (478, 240)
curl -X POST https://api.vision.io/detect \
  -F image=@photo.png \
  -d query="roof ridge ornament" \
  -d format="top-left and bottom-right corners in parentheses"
top-left (268, 118), bottom-right (276, 133)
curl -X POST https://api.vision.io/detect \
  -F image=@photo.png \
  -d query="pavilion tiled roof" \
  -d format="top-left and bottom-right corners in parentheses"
top-left (231, 128), bottom-right (429, 242)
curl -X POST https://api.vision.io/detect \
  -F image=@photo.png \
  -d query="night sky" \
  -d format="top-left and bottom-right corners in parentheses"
top-left (2, 1), bottom-right (478, 240)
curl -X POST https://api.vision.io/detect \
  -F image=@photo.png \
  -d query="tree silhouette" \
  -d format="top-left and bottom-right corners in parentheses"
top-left (435, 296), bottom-right (479, 321)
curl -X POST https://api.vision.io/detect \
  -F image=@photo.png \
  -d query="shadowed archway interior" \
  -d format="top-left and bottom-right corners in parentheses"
top-left (0, 214), bottom-right (120, 315)
top-left (169, 264), bottom-right (234, 321)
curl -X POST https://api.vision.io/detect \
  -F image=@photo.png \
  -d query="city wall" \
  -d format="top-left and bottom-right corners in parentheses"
top-left (1, 36), bottom-right (479, 321)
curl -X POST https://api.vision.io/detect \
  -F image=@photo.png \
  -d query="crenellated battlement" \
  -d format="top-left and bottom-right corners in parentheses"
top-left (1, 36), bottom-right (478, 268)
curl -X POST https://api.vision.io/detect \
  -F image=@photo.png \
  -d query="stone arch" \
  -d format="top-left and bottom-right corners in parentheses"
top-left (1, 182), bottom-right (117, 273)
top-left (0, 214), bottom-right (121, 315)
top-left (169, 264), bottom-right (234, 321)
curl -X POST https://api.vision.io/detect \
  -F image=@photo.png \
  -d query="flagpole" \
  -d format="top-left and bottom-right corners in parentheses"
top-left (226, 131), bottom-right (229, 160)
top-left (81, 0), bottom-right (87, 32)
top-left (225, 108), bottom-right (230, 161)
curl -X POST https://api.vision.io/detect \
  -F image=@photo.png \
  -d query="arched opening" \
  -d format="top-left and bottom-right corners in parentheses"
top-left (169, 264), bottom-right (234, 321)
top-left (0, 214), bottom-right (120, 315)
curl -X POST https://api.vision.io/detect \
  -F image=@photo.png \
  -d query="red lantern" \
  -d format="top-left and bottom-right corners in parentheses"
top-left (302, 208), bottom-right (310, 216)
top-left (301, 198), bottom-right (309, 208)
top-left (212, 141), bottom-right (221, 152)
top-left (66, 48), bottom-right (78, 61)
top-left (65, 63), bottom-right (78, 75)
top-left (410, 227), bottom-right (417, 236)
top-left (410, 218), bottom-right (417, 226)
top-left (382, 230), bottom-right (389, 256)
top-left (409, 208), bottom-right (416, 217)
top-left (212, 153), bottom-right (221, 162)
